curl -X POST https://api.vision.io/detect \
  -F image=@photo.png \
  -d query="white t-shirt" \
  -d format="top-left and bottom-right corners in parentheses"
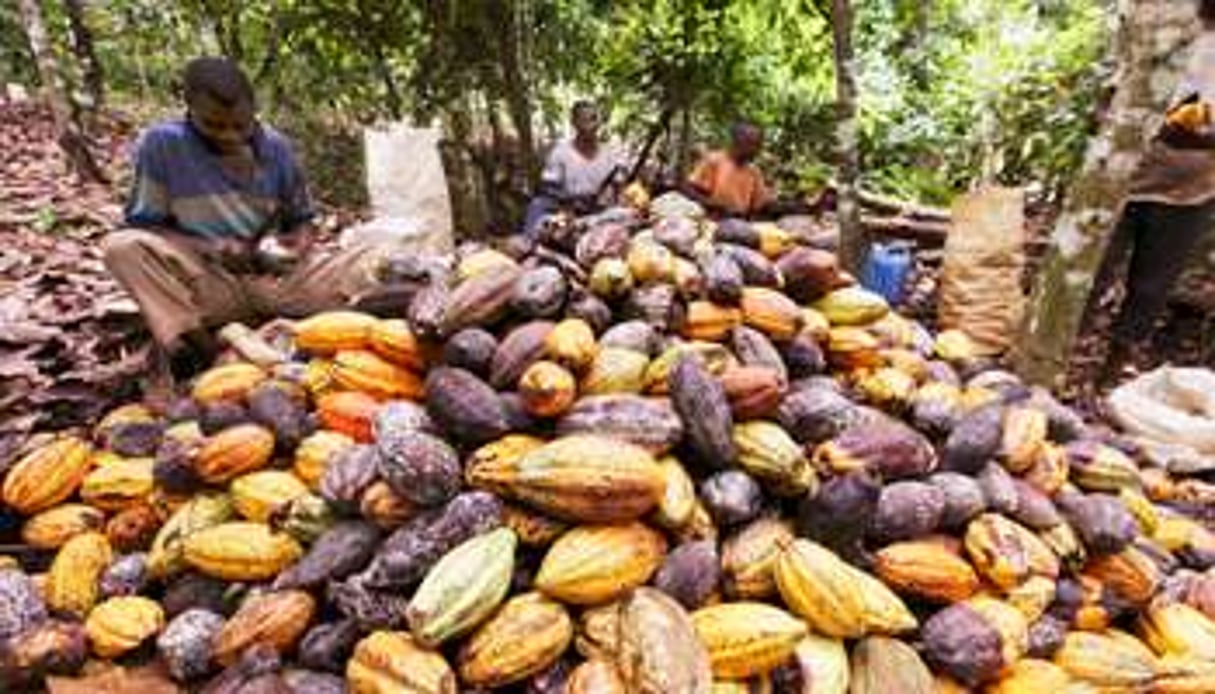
top-left (540, 138), bottom-right (626, 198)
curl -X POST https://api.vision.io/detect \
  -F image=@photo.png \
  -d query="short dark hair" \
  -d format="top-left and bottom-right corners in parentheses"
top-left (571, 100), bottom-right (598, 119)
top-left (731, 120), bottom-right (763, 142)
top-left (183, 57), bottom-right (254, 108)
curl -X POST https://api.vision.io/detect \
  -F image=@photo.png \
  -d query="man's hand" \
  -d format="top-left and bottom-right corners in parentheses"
top-left (275, 223), bottom-right (317, 256)
top-left (159, 229), bottom-right (256, 274)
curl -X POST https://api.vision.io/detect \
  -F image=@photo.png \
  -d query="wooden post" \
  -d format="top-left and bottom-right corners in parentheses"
top-left (831, 0), bottom-right (866, 274)
top-left (1014, 1), bottom-right (1198, 387)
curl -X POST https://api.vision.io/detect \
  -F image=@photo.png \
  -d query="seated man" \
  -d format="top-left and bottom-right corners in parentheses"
top-left (104, 57), bottom-right (384, 382)
top-left (682, 121), bottom-right (779, 219)
top-left (523, 100), bottom-right (626, 237)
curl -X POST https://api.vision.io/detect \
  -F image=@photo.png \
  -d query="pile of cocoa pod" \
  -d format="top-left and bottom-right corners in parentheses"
top-left (2, 193), bottom-right (1215, 693)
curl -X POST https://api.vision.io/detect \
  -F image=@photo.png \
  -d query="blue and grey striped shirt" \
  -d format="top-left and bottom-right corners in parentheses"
top-left (124, 119), bottom-right (314, 238)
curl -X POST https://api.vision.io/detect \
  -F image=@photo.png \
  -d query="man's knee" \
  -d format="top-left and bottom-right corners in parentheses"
top-left (102, 228), bottom-right (157, 271)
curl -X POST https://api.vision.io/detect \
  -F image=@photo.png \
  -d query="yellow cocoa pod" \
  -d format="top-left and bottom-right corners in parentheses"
top-left (1154, 655), bottom-right (1215, 693)
top-left (545, 318), bottom-right (598, 372)
top-left (855, 367), bottom-right (917, 411)
top-left (369, 318), bottom-right (426, 371)
top-left (849, 563), bottom-right (917, 635)
top-left (1084, 544), bottom-right (1163, 608)
top-left (652, 456), bottom-right (697, 530)
top-left (740, 287), bottom-right (803, 340)
top-left (618, 587), bottom-right (713, 694)
top-left (1053, 630), bottom-right (1157, 688)
top-left (21, 504), bottom-right (106, 550)
top-left (518, 360), bottom-right (578, 418)
top-left (213, 590), bottom-right (316, 665)
top-left (873, 540), bottom-right (979, 603)
top-left (46, 531), bottom-right (111, 617)
top-left (456, 247), bottom-right (517, 282)
top-left (722, 516), bottom-right (794, 601)
top-left (231, 469), bottom-right (310, 522)
top-left (85, 596), bottom-right (163, 658)
top-left (581, 347), bottom-right (649, 396)
top-left (196, 424), bottom-right (276, 484)
top-left (79, 456), bottom-right (154, 512)
top-left (534, 522), bottom-right (666, 606)
top-left (1023, 443), bottom-right (1070, 496)
top-left (786, 634), bottom-right (849, 694)
top-left (692, 602), bottom-right (808, 680)
top-left (348, 630), bottom-right (457, 694)
top-left (293, 429), bottom-right (354, 490)
top-left (2, 437), bottom-right (92, 514)
top-left (576, 601), bottom-right (622, 661)
top-left (407, 528), bottom-right (516, 647)
top-left (934, 329), bottom-right (977, 364)
top-left (965, 596), bottom-right (1029, 668)
top-left (332, 349), bottom-right (425, 401)
top-left (774, 538), bottom-right (867, 638)
top-left (683, 301), bottom-right (744, 342)
top-left (457, 592), bottom-right (572, 688)
top-left (644, 342), bottom-right (735, 394)
top-left (294, 310), bottom-right (377, 354)
top-left (964, 513), bottom-right (1059, 590)
top-left (146, 493), bottom-right (233, 578)
top-left (534, 520), bottom-right (665, 607)
top-left (1005, 575), bottom-right (1058, 624)
top-left (627, 239), bottom-right (675, 284)
top-left (826, 327), bottom-right (882, 371)
top-left (733, 421), bottom-right (817, 496)
top-left (183, 522), bottom-right (302, 581)
top-left (1000, 405), bottom-right (1048, 474)
top-left (192, 362), bottom-right (267, 404)
top-left (501, 504), bottom-right (567, 547)
top-left (849, 636), bottom-right (933, 694)
top-left (1139, 602), bottom-right (1215, 660)
top-left (813, 287), bottom-right (890, 327)
top-left (566, 659), bottom-right (627, 694)
top-left (467, 434), bottom-right (547, 472)
top-left (987, 658), bottom-right (1072, 693)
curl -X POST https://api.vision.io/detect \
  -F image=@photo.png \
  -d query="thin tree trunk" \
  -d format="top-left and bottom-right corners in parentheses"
top-left (831, 0), bottom-right (866, 273)
top-left (62, 0), bottom-right (104, 110)
top-left (17, 0), bottom-right (106, 184)
top-left (1013, 0), bottom-right (1197, 387)
top-left (490, 0), bottom-right (538, 185)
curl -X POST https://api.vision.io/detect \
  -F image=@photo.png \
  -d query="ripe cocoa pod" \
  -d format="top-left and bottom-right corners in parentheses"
top-left (347, 630), bottom-right (457, 694)
top-left (78, 455), bottom-right (154, 512)
top-left (566, 659), bottom-right (627, 694)
top-left (646, 341), bottom-right (734, 394)
top-left (652, 456), bottom-right (697, 530)
top-left (458, 592), bottom-right (573, 688)
top-left (425, 367), bottom-right (509, 446)
top-left (297, 618), bottom-right (361, 674)
top-left (722, 516), bottom-right (794, 600)
top-left (274, 520), bottom-right (381, 591)
top-left (377, 429), bottom-right (461, 507)
top-left (545, 318), bottom-right (598, 372)
top-left (813, 420), bottom-right (937, 481)
top-left (512, 265), bottom-right (568, 319)
top-left (874, 540), bottom-right (980, 603)
top-left (721, 367), bottom-right (786, 420)
top-left (556, 395), bottom-right (683, 455)
top-left (703, 251), bottom-right (745, 305)
top-left (85, 595), bottom-right (164, 658)
top-left (929, 472), bottom-right (988, 530)
top-left (692, 602), bottom-right (808, 680)
top-left (700, 470), bottom-right (763, 528)
top-left (316, 390), bottom-right (380, 443)
top-left (782, 331), bottom-right (827, 381)
top-left (669, 354), bottom-right (737, 468)
top-left (293, 310), bottom-right (377, 354)
top-left (192, 362), bottom-right (268, 404)
top-left (0, 619), bottom-right (88, 686)
top-left (196, 423), bottom-right (276, 484)
top-left (1059, 492), bottom-right (1137, 556)
top-left (987, 659), bottom-right (1070, 692)
top-left (653, 540), bottom-right (720, 610)
top-left (581, 347), bottom-right (650, 396)
top-left (99, 553), bottom-right (149, 598)
top-left (331, 350), bottom-right (425, 403)
top-left (147, 493), bottom-right (233, 578)
top-left (443, 327), bottom-right (499, 377)
top-left (368, 318), bottom-right (426, 371)
top-left (319, 443), bottom-right (379, 511)
top-left (1053, 630), bottom-right (1157, 688)
top-left (247, 380), bottom-right (309, 451)
top-left (740, 287), bottom-right (802, 340)
top-left (0, 569), bottom-right (48, 641)
top-left (1085, 545), bottom-right (1164, 607)
top-left (797, 471), bottom-right (880, 556)
top-left (618, 587), bottom-right (713, 693)
top-left (293, 430), bottom-right (354, 491)
top-left (964, 513), bottom-right (1059, 589)
top-left (776, 247), bottom-right (844, 303)
top-left (360, 481), bottom-right (419, 529)
top-left (777, 384), bottom-right (864, 445)
top-left (46, 531), bottom-right (112, 617)
top-left (213, 590), bottom-right (316, 666)
top-left (600, 320), bottom-right (658, 355)
top-left (732, 325), bottom-right (789, 381)
top-left (95, 404), bottom-right (164, 457)
top-left (158, 608), bottom-right (225, 681)
top-left (852, 566), bottom-right (917, 635)
top-left (942, 403), bottom-right (1004, 475)
top-left (683, 301), bottom-right (743, 342)
top-left (442, 263), bottom-right (522, 335)
top-left (519, 361), bottom-right (578, 417)
top-left (720, 244), bottom-right (781, 287)
top-left (359, 492), bottom-right (503, 590)
top-left (467, 435), bottom-right (663, 523)
top-left (232, 469), bottom-right (309, 522)
top-left (920, 601), bottom-right (1008, 686)
top-left (407, 281), bottom-right (449, 341)
top-left (849, 636), bottom-right (933, 694)
top-left (22, 503), bottom-right (106, 550)
top-left (1140, 602), bottom-right (1215, 660)
top-left (869, 481), bottom-right (945, 543)
top-left (1065, 440), bottom-right (1141, 492)
top-left (770, 633), bottom-right (849, 694)
top-left (826, 327), bottom-right (882, 371)
top-left (535, 523), bottom-right (666, 606)
top-left (407, 527), bottom-right (517, 647)
top-left (577, 222), bottom-right (631, 268)
top-left (327, 578), bottom-right (411, 632)
top-left (2, 436), bottom-right (92, 515)
top-left (734, 420), bottom-right (817, 496)
top-left (183, 522), bottom-right (302, 581)
top-left (775, 538), bottom-right (868, 638)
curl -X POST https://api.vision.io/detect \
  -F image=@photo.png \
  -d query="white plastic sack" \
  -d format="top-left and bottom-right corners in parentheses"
top-left (340, 124), bottom-right (454, 253)
top-left (1107, 366), bottom-right (1215, 474)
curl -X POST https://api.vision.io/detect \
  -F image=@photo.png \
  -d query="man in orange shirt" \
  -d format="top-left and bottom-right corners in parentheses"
top-left (682, 121), bottom-right (775, 218)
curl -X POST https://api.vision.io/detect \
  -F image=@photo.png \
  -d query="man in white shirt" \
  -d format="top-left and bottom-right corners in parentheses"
top-left (523, 101), bottom-right (626, 237)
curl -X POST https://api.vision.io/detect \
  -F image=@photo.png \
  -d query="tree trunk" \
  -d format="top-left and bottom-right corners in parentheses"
top-left (62, 0), bottom-right (104, 110)
top-left (17, 0), bottom-right (106, 184)
top-left (489, 0), bottom-right (538, 186)
top-left (831, 0), bottom-right (866, 273)
top-left (1013, 0), bottom-right (1197, 387)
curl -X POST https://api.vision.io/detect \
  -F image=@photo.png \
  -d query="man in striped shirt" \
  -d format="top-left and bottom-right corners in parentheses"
top-left (104, 57), bottom-right (385, 381)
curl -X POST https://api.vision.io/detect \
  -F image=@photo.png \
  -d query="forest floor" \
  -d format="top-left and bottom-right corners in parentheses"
top-left (1, 95), bottom-right (1212, 460)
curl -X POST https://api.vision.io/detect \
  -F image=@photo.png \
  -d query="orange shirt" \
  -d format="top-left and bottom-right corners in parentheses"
top-left (688, 150), bottom-right (772, 216)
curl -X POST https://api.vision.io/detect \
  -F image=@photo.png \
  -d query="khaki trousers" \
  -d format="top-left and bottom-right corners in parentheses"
top-left (103, 228), bottom-right (387, 349)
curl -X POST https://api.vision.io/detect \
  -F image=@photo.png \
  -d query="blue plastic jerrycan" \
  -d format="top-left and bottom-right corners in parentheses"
top-left (861, 242), bottom-right (914, 306)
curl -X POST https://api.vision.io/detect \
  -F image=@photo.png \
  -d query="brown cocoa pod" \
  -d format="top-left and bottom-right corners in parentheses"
top-left (942, 403), bottom-right (1004, 475)
top-left (978, 462), bottom-right (1020, 516)
top-left (359, 491), bottom-right (503, 589)
top-left (0, 619), bottom-right (87, 687)
top-left (158, 608), bottom-right (225, 681)
top-left (782, 332), bottom-right (826, 380)
top-left (444, 327), bottom-right (499, 377)
top-left (1058, 492), bottom-right (1137, 556)
top-left (161, 573), bottom-right (231, 619)
top-left (719, 243), bottom-right (781, 287)
top-left (1009, 480), bottom-right (1062, 531)
top-left (407, 282), bottom-right (449, 340)
top-left (626, 283), bottom-right (684, 332)
top-left (776, 246), bottom-right (844, 303)
top-left (326, 577), bottom-right (410, 630)
top-left (491, 321), bottom-right (556, 389)
top-left (99, 553), bottom-right (149, 598)
top-left (106, 504), bottom-right (163, 552)
top-left (273, 520), bottom-right (381, 591)
top-left (870, 481), bottom-right (945, 543)
top-left (319, 444), bottom-right (380, 512)
top-left (700, 470), bottom-right (763, 527)
top-left (555, 395), bottom-right (684, 455)
top-left (212, 590), bottom-right (315, 666)
top-left (1026, 614), bottom-right (1068, 659)
top-left (199, 643), bottom-right (286, 694)
top-left (425, 367), bottom-right (509, 446)
top-left (797, 472), bottom-right (880, 557)
top-left (669, 355), bottom-right (737, 469)
top-left (442, 263), bottom-right (522, 334)
top-left (703, 252), bottom-right (745, 305)
top-left (282, 670), bottom-right (345, 694)
top-left (777, 385), bottom-right (864, 445)
top-left (720, 367), bottom-right (786, 420)
top-left (600, 320), bottom-right (659, 355)
top-left (376, 430), bottom-right (461, 507)
top-left (513, 265), bottom-right (568, 319)
top-left (102, 420), bottom-right (166, 458)
top-left (154, 436), bottom-right (205, 495)
top-left (200, 400), bottom-right (251, 434)
top-left (652, 540), bottom-right (720, 610)
top-left (360, 481), bottom-right (419, 529)
top-left (653, 216), bottom-right (699, 256)
top-left (921, 603), bottom-right (1005, 686)
top-left (576, 222), bottom-right (631, 268)
top-left (732, 326), bottom-right (789, 384)
top-left (565, 289), bottom-right (613, 335)
top-left (372, 400), bottom-right (437, 439)
top-left (247, 381), bottom-right (309, 451)
top-left (813, 420), bottom-right (938, 481)
top-left (297, 618), bottom-right (361, 673)
top-left (929, 472), bottom-right (988, 530)
top-left (716, 218), bottom-right (760, 247)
